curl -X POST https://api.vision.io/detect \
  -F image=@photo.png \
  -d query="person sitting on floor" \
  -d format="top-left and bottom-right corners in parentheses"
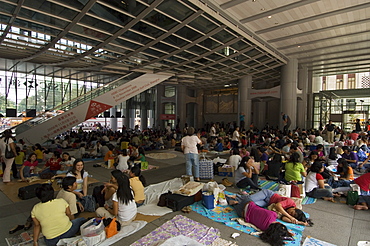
top-left (31, 184), bottom-right (86, 246)
top-left (116, 149), bottom-right (130, 172)
top-left (56, 177), bottom-right (84, 219)
top-left (235, 156), bottom-right (260, 191)
top-left (95, 171), bottom-right (137, 226)
top-left (66, 159), bottom-right (89, 199)
top-left (19, 153), bottom-right (39, 182)
top-left (305, 161), bottom-right (337, 202)
top-left (39, 151), bottom-right (62, 178)
top-left (284, 152), bottom-right (307, 183)
top-left (328, 158), bottom-right (354, 190)
top-left (129, 165), bottom-right (146, 207)
top-left (93, 170), bottom-right (120, 207)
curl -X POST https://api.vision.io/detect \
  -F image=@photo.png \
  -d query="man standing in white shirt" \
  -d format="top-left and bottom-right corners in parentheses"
top-left (181, 127), bottom-right (202, 181)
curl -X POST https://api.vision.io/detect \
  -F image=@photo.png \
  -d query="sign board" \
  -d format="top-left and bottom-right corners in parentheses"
top-left (160, 114), bottom-right (176, 120)
top-left (16, 74), bottom-right (171, 144)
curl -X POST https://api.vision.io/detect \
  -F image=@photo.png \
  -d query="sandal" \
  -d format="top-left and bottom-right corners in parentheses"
top-left (24, 221), bottom-right (32, 230)
top-left (9, 225), bottom-right (24, 234)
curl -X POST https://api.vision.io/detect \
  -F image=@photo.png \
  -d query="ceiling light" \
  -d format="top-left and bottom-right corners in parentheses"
top-left (252, 0), bottom-right (256, 2)
top-left (261, 8), bottom-right (265, 11)
top-left (297, 45), bottom-right (301, 48)
top-left (268, 16), bottom-right (272, 19)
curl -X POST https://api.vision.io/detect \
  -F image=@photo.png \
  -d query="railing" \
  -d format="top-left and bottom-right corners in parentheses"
top-left (12, 72), bottom-right (143, 135)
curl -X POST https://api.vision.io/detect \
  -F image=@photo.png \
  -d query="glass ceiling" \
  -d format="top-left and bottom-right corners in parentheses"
top-left (0, 0), bottom-right (286, 88)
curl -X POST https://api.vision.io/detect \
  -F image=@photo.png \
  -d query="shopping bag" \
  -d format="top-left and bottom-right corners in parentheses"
top-left (80, 218), bottom-right (106, 246)
top-left (277, 184), bottom-right (291, 197)
top-left (346, 191), bottom-right (359, 206)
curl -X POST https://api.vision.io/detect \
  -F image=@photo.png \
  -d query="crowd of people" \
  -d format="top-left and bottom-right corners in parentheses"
top-left (1, 118), bottom-right (370, 245)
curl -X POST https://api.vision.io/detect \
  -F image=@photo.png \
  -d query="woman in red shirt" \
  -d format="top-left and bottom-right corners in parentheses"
top-left (39, 151), bottom-right (62, 176)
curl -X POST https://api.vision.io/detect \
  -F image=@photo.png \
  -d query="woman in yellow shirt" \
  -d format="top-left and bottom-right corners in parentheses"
top-left (129, 166), bottom-right (146, 207)
top-left (34, 143), bottom-right (44, 163)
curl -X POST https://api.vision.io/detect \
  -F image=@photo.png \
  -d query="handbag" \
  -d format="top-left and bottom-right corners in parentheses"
top-left (5, 139), bottom-right (15, 159)
top-left (80, 195), bottom-right (96, 212)
top-left (105, 217), bottom-right (120, 238)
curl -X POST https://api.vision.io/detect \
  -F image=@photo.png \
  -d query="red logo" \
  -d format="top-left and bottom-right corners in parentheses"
top-left (85, 100), bottom-right (112, 120)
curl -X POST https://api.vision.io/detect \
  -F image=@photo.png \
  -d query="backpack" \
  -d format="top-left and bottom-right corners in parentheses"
top-left (346, 191), bottom-right (359, 206)
top-left (80, 195), bottom-right (96, 212)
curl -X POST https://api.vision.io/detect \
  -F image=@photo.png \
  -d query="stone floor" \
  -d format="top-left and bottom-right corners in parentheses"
top-left (1, 149), bottom-right (369, 246)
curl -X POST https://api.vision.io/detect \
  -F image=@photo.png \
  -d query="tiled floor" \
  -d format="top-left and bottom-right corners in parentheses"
top-left (1, 149), bottom-right (368, 246)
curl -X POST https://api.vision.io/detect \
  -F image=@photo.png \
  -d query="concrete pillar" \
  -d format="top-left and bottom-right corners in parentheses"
top-left (238, 75), bottom-right (252, 129)
top-left (176, 85), bottom-right (186, 130)
top-left (298, 66), bottom-right (308, 129)
top-left (255, 101), bottom-right (266, 130)
top-left (141, 108), bottom-right (148, 130)
top-left (280, 59), bottom-right (298, 130)
top-left (129, 109), bottom-right (136, 129)
top-left (156, 84), bottom-right (165, 130)
top-left (109, 107), bottom-right (117, 131)
top-left (306, 70), bottom-right (314, 129)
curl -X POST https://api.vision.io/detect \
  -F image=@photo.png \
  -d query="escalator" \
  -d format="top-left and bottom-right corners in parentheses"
top-left (12, 72), bottom-right (171, 145)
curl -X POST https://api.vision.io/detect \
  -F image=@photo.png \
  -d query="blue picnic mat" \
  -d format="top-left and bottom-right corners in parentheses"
top-left (190, 198), bottom-right (305, 246)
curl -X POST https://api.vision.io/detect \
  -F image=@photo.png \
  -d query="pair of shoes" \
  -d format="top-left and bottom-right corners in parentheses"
top-left (222, 178), bottom-right (233, 187)
top-left (181, 206), bottom-right (192, 213)
top-left (24, 221), bottom-right (32, 230)
top-left (9, 225), bottom-right (24, 234)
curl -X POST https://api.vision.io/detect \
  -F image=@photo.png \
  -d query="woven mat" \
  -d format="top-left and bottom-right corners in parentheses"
top-left (146, 153), bottom-right (177, 159)
top-left (0, 177), bottom-right (100, 203)
top-left (130, 214), bottom-right (220, 246)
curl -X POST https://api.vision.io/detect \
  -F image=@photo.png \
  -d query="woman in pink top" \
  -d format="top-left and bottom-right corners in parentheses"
top-left (227, 194), bottom-right (306, 246)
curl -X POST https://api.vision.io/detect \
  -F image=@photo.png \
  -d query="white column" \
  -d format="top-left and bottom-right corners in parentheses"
top-left (238, 75), bottom-right (252, 129)
top-left (176, 85), bottom-right (186, 130)
top-left (156, 85), bottom-right (165, 130)
top-left (129, 109), bottom-right (136, 129)
top-left (298, 66), bottom-right (308, 129)
top-left (109, 107), bottom-right (117, 131)
top-left (280, 59), bottom-right (298, 130)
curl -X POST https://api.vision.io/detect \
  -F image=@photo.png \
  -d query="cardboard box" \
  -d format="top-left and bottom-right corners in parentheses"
top-left (218, 167), bottom-right (234, 177)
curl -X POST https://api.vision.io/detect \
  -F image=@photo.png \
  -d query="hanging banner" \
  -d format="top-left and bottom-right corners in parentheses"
top-left (16, 73), bottom-right (171, 144)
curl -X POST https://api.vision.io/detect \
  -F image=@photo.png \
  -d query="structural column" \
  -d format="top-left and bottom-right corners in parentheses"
top-left (109, 106), bottom-right (117, 131)
top-left (238, 75), bottom-right (252, 129)
top-left (255, 101), bottom-right (266, 130)
top-left (280, 59), bottom-right (298, 130)
top-left (155, 84), bottom-right (165, 130)
top-left (297, 66), bottom-right (308, 129)
top-left (176, 85), bottom-right (186, 130)
top-left (141, 107), bottom-right (148, 130)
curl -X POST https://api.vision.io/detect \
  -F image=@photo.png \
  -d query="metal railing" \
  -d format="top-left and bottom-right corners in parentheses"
top-left (12, 72), bottom-right (143, 135)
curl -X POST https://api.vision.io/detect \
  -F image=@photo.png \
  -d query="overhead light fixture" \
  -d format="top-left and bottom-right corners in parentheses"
top-left (261, 8), bottom-right (265, 10)
top-left (252, 0), bottom-right (256, 2)
top-left (268, 16), bottom-right (272, 19)
top-left (297, 45), bottom-right (301, 48)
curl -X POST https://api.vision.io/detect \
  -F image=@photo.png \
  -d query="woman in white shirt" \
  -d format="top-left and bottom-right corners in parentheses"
top-left (116, 149), bottom-right (130, 172)
top-left (235, 156), bottom-right (260, 190)
top-left (96, 170), bottom-right (137, 225)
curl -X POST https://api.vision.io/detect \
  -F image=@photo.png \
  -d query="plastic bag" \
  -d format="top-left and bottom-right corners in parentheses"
top-left (80, 218), bottom-right (106, 246)
top-left (105, 217), bottom-right (119, 238)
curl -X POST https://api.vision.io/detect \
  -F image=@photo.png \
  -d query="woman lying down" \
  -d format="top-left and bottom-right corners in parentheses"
top-left (227, 190), bottom-right (313, 246)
